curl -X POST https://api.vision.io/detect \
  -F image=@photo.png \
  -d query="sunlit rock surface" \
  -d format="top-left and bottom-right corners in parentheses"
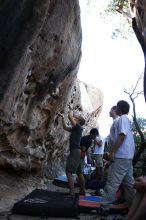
top-left (44, 79), bottom-right (103, 178)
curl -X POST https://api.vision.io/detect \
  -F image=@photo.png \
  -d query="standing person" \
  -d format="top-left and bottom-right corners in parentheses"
top-left (58, 111), bottom-right (85, 196)
top-left (100, 100), bottom-right (135, 205)
top-left (80, 128), bottom-right (99, 166)
top-left (108, 105), bottom-right (119, 151)
top-left (92, 129), bottom-right (105, 181)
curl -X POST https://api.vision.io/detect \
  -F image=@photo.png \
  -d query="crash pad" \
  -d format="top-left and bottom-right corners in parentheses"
top-left (12, 189), bottom-right (79, 217)
top-left (79, 195), bottom-right (128, 214)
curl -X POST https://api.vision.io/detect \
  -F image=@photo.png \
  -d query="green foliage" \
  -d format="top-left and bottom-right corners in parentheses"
top-left (101, 0), bottom-right (132, 40)
top-left (132, 117), bottom-right (146, 133)
top-left (132, 117), bottom-right (146, 176)
top-left (132, 117), bottom-right (146, 146)
top-left (105, 0), bottom-right (129, 13)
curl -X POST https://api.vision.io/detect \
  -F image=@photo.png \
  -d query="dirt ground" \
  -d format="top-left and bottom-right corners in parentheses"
top-left (0, 212), bottom-right (127, 220)
top-left (0, 177), bottom-right (127, 220)
top-left (0, 170), bottom-right (127, 220)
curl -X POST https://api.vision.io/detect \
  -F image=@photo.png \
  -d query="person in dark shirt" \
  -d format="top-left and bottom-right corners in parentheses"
top-left (58, 111), bottom-right (85, 196)
top-left (80, 128), bottom-right (99, 165)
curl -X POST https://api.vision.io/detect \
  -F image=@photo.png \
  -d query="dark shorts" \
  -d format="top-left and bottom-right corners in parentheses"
top-left (66, 149), bottom-right (82, 174)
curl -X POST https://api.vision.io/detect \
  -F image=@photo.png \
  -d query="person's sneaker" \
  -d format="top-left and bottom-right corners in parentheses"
top-left (95, 188), bottom-right (104, 196)
top-left (99, 189), bottom-right (105, 196)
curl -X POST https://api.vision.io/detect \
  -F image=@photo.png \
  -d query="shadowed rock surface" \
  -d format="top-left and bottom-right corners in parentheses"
top-left (0, 1), bottom-right (74, 172)
top-left (0, 0), bottom-right (103, 181)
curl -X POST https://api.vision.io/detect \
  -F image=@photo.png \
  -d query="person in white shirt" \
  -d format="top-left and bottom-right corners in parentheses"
top-left (108, 106), bottom-right (119, 150)
top-left (93, 129), bottom-right (105, 181)
top-left (101, 100), bottom-right (135, 205)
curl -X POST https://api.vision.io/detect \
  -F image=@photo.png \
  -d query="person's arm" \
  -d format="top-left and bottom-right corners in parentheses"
top-left (58, 112), bottom-right (72, 132)
top-left (91, 106), bottom-right (101, 117)
top-left (86, 147), bottom-right (92, 162)
top-left (134, 176), bottom-right (146, 190)
top-left (80, 144), bottom-right (86, 159)
top-left (81, 145), bottom-right (86, 152)
top-left (110, 133), bottom-right (125, 161)
top-left (94, 137), bottom-right (102, 146)
top-left (68, 111), bottom-right (76, 126)
top-left (108, 136), bottom-right (114, 148)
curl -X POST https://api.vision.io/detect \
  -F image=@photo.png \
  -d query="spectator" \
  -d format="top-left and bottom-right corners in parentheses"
top-left (92, 129), bottom-right (105, 181)
top-left (108, 105), bottom-right (119, 151)
top-left (80, 128), bottom-right (99, 167)
top-left (100, 100), bottom-right (135, 205)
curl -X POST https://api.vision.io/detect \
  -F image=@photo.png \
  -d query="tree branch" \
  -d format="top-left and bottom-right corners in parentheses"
top-left (124, 76), bottom-right (146, 165)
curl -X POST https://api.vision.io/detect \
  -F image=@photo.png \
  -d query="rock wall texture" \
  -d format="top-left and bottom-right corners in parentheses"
top-left (0, 0), bottom-right (103, 178)
top-left (4, 0), bottom-right (146, 214)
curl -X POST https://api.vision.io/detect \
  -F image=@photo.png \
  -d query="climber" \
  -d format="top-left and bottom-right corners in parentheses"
top-left (58, 111), bottom-right (86, 196)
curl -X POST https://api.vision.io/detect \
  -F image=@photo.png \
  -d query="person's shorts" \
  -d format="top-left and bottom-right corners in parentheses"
top-left (66, 149), bottom-right (82, 174)
top-left (93, 154), bottom-right (103, 167)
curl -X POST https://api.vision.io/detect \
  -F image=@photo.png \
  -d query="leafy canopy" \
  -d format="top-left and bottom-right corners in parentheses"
top-left (103, 0), bottom-right (132, 39)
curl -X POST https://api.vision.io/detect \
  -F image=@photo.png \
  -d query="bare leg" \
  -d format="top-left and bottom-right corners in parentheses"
top-left (126, 191), bottom-right (143, 220)
top-left (66, 171), bottom-right (75, 195)
top-left (77, 173), bottom-right (85, 194)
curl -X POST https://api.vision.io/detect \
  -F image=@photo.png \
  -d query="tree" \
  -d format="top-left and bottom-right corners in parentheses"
top-left (101, 0), bottom-right (133, 39)
top-left (132, 117), bottom-right (146, 174)
top-left (132, 117), bottom-right (146, 136)
top-left (105, 0), bottom-right (146, 101)
top-left (105, 0), bottom-right (129, 16)
top-left (103, 1), bottom-right (146, 174)
top-left (124, 76), bottom-right (146, 174)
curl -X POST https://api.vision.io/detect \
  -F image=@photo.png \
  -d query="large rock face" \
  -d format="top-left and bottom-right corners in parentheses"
top-left (0, 0), bottom-right (103, 178)
top-left (0, 0), bottom-right (81, 173)
top-left (0, 1), bottom-right (145, 215)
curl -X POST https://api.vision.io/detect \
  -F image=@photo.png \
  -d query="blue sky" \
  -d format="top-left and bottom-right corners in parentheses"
top-left (78, 0), bottom-right (146, 136)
